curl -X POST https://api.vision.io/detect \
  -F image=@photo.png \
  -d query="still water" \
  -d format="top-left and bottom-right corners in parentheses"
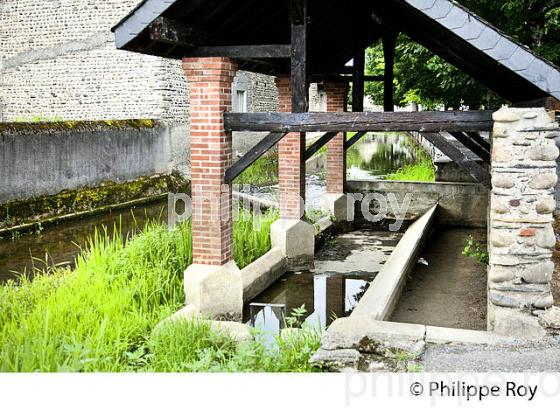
top-left (244, 230), bottom-right (402, 342)
top-left (0, 132), bottom-right (419, 287)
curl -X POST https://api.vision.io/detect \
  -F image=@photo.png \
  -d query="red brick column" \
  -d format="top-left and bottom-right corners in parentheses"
top-left (325, 82), bottom-right (349, 194)
top-left (276, 76), bottom-right (305, 219)
top-left (182, 57), bottom-right (237, 266)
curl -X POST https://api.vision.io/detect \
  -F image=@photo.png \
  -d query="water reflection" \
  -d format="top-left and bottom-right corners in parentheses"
top-left (0, 202), bottom-right (169, 283)
top-left (245, 231), bottom-right (402, 337)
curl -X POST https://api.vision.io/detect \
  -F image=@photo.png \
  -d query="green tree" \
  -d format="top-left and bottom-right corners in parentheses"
top-left (365, 1), bottom-right (560, 110)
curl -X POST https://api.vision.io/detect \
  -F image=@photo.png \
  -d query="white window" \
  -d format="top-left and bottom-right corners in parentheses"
top-left (236, 90), bottom-right (248, 113)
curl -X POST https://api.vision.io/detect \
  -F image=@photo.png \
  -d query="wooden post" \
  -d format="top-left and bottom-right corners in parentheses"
top-left (352, 50), bottom-right (365, 112)
top-left (290, 1), bottom-right (308, 113)
top-left (383, 33), bottom-right (396, 112)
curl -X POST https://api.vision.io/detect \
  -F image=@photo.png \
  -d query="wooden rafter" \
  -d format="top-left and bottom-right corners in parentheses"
top-left (304, 132), bottom-right (339, 161)
top-left (224, 132), bottom-right (287, 184)
top-left (449, 132), bottom-right (491, 164)
top-left (420, 132), bottom-right (491, 189)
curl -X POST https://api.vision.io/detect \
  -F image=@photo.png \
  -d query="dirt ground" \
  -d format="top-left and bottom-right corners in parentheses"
top-left (390, 227), bottom-right (488, 330)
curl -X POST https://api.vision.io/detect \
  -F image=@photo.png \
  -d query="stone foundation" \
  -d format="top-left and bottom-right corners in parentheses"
top-left (488, 107), bottom-right (559, 338)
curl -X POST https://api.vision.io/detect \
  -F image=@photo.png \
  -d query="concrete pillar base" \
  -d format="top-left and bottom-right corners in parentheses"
top-left (487, 302), bottom-right (546, 340)
top-left (271, 219), bottom-right (315, 271)
top-left (321, 193), bottom-right (352, 222)
top-left (184, 261), bottom-right (243, 321)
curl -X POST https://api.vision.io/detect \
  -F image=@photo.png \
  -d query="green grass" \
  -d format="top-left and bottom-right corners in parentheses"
top-left (0, 210), bottom-right (321, 372)
top-left (385, 162), bottom-right (435, 182)
top-left (234, 154), bottom-right (278, 186)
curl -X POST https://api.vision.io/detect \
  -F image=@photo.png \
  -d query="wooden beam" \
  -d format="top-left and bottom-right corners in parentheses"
top-left (148, 17), bottom-right (215, 47)
top-left (466, 132), bottom-right (491, 152)
top-left (449, 132), bottom-right (491, 164)
top-left (304, 132), bottom-right (339, 161)
top-left (352, 51), bottom-right (365, 112)
top-left (224, 133), bottom-right (287, 184)
top-left (287, 0), bottom-right (306, 25)
top-left (310, 74), bottom-right (384, 83)
top-left (224, 111), bottom-right (495, 133)
top-left (420, 132), bottom-right (491, 189)
top-left (184, 45), bottom-right (291, 59)
top-left (345, 131), bottom-right (368, 149)
top-left (383, 34), bottom-right (397, 112)
top-left (290, 0), bottom-right (308, 113)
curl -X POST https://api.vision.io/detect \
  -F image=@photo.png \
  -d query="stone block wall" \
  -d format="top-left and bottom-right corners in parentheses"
top-left (0, 0), bottom-right (278, 123)
top-left (488, 107), bottom-right (560, 338)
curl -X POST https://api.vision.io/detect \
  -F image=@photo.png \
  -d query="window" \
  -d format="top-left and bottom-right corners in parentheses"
top-left (236, 90), bottom-right (248, 113)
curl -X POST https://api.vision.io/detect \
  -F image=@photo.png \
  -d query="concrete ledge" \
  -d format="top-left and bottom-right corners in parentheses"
top-left (425, 326), bottom-right (516, 345)
top-left (348, 180), bottom-right (488, 227)
top-left (315, 216), bottom-right (334, 234)
top-left (351, 205), bottom-right (437, 320)
top-left (241, 247), bottom-right (287, 303)
top-left (322, 316), bottom-right (426, 352)
top-left (311, 317), bottom-right (521, 371)
top-left (233, 191), bottom-right (278, 211)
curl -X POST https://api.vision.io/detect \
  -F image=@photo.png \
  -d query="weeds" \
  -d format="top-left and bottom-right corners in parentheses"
top-left (385, 162), bottom-right (435, 182)
top-left (234, 154), bottom-right (278, 186)
top-left (462, 235), bottom-right (489, 264)
top-left (0, 210), bottom-right (312, 372)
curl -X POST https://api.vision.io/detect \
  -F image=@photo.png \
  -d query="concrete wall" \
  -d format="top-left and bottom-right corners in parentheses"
top-left (0, 121), bottom-right (185, 203)
top-left (347, 180), bottom-right (489, 227)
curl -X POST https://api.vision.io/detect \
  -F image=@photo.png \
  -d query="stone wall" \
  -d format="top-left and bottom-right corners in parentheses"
top-left (488, 107), bottom-right (559, 339)
top-left (0, 1), bottom-right (276, 123)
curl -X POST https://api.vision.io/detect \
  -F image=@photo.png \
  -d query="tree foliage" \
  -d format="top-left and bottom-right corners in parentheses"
top-left (365, 0), bottom-right (560, 110)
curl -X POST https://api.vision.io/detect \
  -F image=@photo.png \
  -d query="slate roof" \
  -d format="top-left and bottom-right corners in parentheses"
top-left (113, 0), bottom-right (560, 103)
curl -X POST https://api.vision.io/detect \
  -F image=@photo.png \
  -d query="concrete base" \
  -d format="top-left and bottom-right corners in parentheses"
top-left (153, 305), bottom-right (253, 342)
top-left (271, 219), bottom-right (315, 271)
top-left (488, 303), bottom-right (547, 340)
top-left (184, 261), bottom-right (243, 321)
top-left (321, 193), bottom-right (352, 222)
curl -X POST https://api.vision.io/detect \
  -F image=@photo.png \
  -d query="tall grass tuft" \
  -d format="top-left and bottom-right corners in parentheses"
top-left (0, 210), bottom-right (312, 372)
top-left (385, 162), bottom-right (435, 182)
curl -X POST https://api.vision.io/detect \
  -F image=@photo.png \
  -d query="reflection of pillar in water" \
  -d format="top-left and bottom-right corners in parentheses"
top-left (326, 275), bottom-right (346, 325)
top-left (285, 273), bottom-right (315, 321)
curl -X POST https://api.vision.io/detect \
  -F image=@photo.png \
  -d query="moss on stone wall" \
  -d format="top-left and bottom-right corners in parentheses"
top-left (0, 119), bottom-right (155, 135)
top-left (0, 172), bottom-right (190, 232)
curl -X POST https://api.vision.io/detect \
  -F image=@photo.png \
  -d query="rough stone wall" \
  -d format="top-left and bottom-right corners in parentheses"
top-left (0, 1), bottom-right (275, 122)
top-left (488, 107), bottom-right (560, 339)
top-left (0, 0), bottom-right (189, 122)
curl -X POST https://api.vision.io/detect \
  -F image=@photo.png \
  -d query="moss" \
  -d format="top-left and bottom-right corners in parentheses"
top-left (0, 172), bottom-right (190, 233)
top-left (0, 119), bottom-right (156, 135)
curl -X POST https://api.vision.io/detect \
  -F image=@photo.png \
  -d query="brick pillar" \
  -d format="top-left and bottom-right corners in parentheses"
top-left (488, 107), bottom-right (559, 338)
top-left (271, 76), bottom-right (315, 270)
top-left (182, 57), bottom-right (242, 320)
top-left (325, 82), bottom-right (348, 194)
top-left (321, 82), bottom-right (351, 221)
top-left (276, 76), bottom-right (305, 219)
